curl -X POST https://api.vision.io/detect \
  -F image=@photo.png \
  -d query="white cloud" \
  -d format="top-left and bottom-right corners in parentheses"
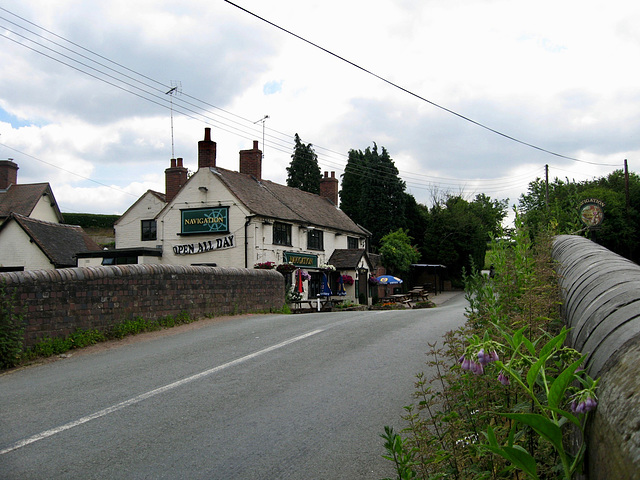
top-left (0, 0), bottom-right (638, 223)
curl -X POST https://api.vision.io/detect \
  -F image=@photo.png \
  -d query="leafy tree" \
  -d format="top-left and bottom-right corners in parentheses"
top-left (286, 133), bottom-right (321, 194)
top-left (339, 143), bottom-right (407, 247)
top-left (379, 228), bottom-right (421, 275)
top-left (518, 169), bottom-right (640, 262)
top-left (422, 194), bottom-right (507, 281)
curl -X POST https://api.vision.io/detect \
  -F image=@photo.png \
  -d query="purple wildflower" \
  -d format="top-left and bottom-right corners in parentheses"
top-left (570, 394), bottom-right (598, 414)
top-left (477, 349), bottom-right (490, 366)
top-left (498, 371), bottom-right (510, 386)
top-left (470, 361), bottom-right (484, 375)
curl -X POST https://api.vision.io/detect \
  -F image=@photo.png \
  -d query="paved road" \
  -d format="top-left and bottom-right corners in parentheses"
top-left (0, 292), bottom-right (467, 480)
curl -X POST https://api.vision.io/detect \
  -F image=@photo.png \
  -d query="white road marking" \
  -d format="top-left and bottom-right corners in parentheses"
top-left (1, 328), bottom-right (324, 455)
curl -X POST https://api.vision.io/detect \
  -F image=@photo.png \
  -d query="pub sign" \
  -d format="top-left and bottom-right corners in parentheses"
top-left (181, 207), bottom-right (229, 234)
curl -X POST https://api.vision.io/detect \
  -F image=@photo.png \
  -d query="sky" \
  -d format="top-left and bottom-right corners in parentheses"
top-left (1, 0), bottom-right (639, 224)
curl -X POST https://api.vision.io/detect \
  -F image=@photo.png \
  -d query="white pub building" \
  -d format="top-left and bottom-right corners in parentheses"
top-left (78, 129), bottom-right (375, 304)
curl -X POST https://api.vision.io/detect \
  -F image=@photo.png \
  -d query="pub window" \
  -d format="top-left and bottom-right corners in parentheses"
top-left (348, 236), bottom-right (359, 249)
top-left (273, 222), bottom-right (292, 245)
top-left (307, 229), bottom-right (324, 251)
top-left (141, 219), bottom-right (157, 241)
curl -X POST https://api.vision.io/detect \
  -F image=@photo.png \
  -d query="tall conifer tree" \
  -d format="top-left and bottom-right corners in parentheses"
top-left (286, 133), bottom-right (321, 194)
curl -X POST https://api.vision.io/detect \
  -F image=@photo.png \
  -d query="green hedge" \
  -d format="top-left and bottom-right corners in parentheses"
top-left (62, 213), bottom-right (119, 229)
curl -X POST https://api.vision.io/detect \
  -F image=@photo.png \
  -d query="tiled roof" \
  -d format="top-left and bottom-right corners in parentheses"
top-left (6, 213), bottom-right (102, 267)
top-left (328, 249), bottom-right (368, 269)
top-left (212, 167), bottom-right (368, 235)
top-left (0, 183), bottom-right (62, 222)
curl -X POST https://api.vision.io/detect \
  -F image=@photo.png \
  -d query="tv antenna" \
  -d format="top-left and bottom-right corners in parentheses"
top-left (166, 81), bottom-right (182, 158)
top-left (253, 115), bottom-right (269, 159)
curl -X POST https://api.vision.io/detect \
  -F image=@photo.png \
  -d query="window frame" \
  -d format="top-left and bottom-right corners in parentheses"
top-left (307, 229), bottom-right (324, 251)
top-left (141, 219), bottom-right (157, 241)
top-left (273, 222), bottom-right (292, 246)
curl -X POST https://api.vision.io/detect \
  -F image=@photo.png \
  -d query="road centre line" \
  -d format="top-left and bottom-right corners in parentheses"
top-left (0, 328), bottom-right (324, 456)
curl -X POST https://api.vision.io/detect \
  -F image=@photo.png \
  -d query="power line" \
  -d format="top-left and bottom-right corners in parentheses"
top-left (0, 6), bottom-right (603, 202)
top-left (223, 0), bottom-right (621, 168)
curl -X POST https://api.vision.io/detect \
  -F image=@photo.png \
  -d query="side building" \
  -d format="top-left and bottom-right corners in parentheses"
top-left (78, 128), bottom-right (374, 303)
top-left (0, 159), bottom-right (101, 271)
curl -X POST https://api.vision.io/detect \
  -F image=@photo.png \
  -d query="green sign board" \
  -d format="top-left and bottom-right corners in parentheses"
top-left (283, 252), bottom-right (318, 268)
top-left (181, 207), bottom-right (229, 234)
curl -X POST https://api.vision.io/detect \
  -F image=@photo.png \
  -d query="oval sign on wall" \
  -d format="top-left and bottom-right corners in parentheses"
top-left (579, 199), bottom-right (605, 228)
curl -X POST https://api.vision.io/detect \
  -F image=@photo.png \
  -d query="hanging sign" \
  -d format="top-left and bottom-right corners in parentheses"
top-left (283, 252), bottom-right (318, 267)
top-left (181, 207), bottom-right (229, 234)
top-left (579, 199), bottom-right (605, 228)
top-left (173, 234), bottom-right (235, 255)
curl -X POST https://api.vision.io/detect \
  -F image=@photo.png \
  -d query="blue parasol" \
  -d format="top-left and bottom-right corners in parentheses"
top-left (337, 274), bottom-right (346, 296)
top-left (320, 273), bottom-right (332, 296)
top-left (376, 275), bottom-right (403, 285)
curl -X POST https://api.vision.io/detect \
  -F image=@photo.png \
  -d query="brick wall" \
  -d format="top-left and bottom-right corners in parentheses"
top-left (0, 265), bottom-right (285, 347)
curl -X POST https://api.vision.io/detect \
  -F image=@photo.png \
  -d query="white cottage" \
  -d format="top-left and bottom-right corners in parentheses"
top-left (79, 129), bottom-right (373, 303)
top-left (0, 159), bottom-right (101, 271)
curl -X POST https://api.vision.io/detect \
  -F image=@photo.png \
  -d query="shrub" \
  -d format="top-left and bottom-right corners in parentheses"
top-left (0, 282), bottom-right (25, 369)
top-left (382, 220), bottom-right (598, 479)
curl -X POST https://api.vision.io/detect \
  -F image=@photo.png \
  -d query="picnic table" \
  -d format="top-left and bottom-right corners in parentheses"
top-left (408, 288), bottom-right (429, 302)
top-left (292, 296), bottom-right (345, 312)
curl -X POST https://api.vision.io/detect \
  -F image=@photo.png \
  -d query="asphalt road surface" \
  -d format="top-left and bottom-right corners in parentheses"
top-left (1, 293), bottom-right (467, 480)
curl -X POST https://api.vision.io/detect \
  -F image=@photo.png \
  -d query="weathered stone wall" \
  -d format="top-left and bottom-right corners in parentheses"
top-left (552, 235), bottom-right (640, 480)
top-left (0, 265), bottom-right (285, 347)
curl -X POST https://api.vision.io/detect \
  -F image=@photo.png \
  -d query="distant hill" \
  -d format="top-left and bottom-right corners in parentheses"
top-left (62, 213), bottom-right (119, 248)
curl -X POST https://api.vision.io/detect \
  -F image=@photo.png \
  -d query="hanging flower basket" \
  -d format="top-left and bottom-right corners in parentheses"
top-left (368, 275), bottom-right (379, 285)
top-left (276, 262), bottom-right (297, 274)
top-left (341, 274), bottom-right (354, 285)
top-left (319, 263), bottom-right (336, 272)
top-left (254, 261), bottom-right (276, 269)
top-left (299, 270), bottom-right (311, 281)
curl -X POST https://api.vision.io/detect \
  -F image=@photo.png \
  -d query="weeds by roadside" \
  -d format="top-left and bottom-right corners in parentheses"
top-left (1, 302), bottom-right (291, 370)
top-left (382, 219), bottom-right (598, 479)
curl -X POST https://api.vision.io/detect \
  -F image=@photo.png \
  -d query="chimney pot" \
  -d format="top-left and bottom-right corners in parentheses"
top-left (0, 159), bottom-right (19, 189)
top-left (165, 157), bottom-right (188, 203)
top-left (239, 141), bottom-right (263, 180)
top-left (320, 169), bottom-right (339, 205)
top-left (198, 127), bottom-right (217, 169)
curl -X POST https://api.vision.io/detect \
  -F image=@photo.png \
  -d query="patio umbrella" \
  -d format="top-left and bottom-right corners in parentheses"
top-left (375, 275), bottom-right (403, 285)
top-left (337, 274), bottom-right (346, 296)
top-left (320, 272), bottom-right (332, 296)
top-left (296, 269), bottom-right (303, 293)
top-left (376, 275), bottom-right (402, 297)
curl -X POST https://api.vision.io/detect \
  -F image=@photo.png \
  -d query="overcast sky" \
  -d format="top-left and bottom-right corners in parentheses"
top-left (1, 0), bottom-right (638, 223)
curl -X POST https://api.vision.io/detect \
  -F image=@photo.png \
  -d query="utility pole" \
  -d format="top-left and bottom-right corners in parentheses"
top-left (545, 164), bottom-right (549, 211)
top-left (624, 159), bottom-right (630, 212)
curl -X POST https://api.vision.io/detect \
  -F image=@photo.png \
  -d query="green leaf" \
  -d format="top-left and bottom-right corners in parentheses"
top-left (483, 444), bottom-right (539, 480)
top-left (502, 413), bottom-right (564, 455)
top-left (548, 356), bottom-right (585, 409)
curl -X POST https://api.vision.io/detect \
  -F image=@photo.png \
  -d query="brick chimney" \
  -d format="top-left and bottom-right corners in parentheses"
top-left (0, 159), bottom-right (18, 189)
top-left (239, 140), bottom-right (262, 180)
top-left (165, 157), bottom-right (188, 203)
top-left (198, 127), bottom-right (216, 169)
top-left (320, 171), bottom-right (339, 205)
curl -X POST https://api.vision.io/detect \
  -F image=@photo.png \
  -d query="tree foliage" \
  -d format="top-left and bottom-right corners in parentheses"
top-left (379, 229), bottom-right (421, 275)
top-left (518, 169), bottom-right (640, 262)
top-left (422, 194), bottom-right (508, 281)
top-left (286, 133), bottom-right (321, 194)
top-left (339, 144), bottom-right (408, 247)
